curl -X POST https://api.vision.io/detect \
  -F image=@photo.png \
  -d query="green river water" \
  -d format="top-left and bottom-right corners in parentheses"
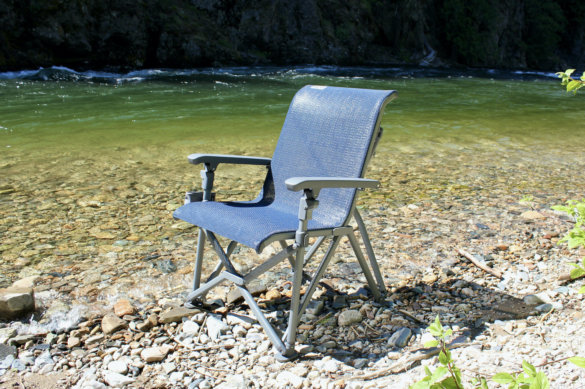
top-left (0, 66), bottom-right (584, 295)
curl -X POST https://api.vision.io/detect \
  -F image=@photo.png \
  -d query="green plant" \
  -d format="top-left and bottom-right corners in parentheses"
top-left (411, 317), bottom-right (553, 389)
top-left (410, 316), bottom-right (463, 389)
top-left (553, 199), bottom-right (585, 293)
top-left (491, 361), bottom-right (550, 389)
top-left (557, 69), bottom-right (585, 94)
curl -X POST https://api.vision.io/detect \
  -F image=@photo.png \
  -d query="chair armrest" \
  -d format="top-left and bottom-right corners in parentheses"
top-left (188, 153), bottom-right (271, 169)
top-left (285, 177), bottom-right (379, 192)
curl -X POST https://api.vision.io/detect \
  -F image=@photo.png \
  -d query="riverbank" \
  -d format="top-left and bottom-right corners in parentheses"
top-left (1, 137), bottom-right (585, 387)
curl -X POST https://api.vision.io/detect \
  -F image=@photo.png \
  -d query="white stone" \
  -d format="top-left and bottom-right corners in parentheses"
top-left (181, 320), bottom-right (200, 335)
top-left (276, 371), bottom-right (304, 389)
top-left (206, 314), bottom-right (229, 340)
top-left (107, 360), bottom-right (128, 375)
top-left (102, 371), bottom-right (135, 388)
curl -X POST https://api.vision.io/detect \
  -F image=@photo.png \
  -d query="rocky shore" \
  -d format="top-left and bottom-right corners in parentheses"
top-left (1, 141), bottom-right (585, 388)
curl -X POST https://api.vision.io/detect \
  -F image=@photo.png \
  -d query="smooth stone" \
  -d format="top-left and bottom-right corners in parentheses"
top-left (108, 360), bottom-right (128, 375)
top-left (67, 336), bottom-right (81, 348)
top-left (0, 344), bottom-right (16, 363)
top-left (338, 309), bottom-right (362, 326)
top-left (0, 354), bottom-right (15, 369)
top-left (227, 282), bottom-right (267, 305)
top-left (137, 314), bottom-right (158, 331)
top-left (11, 276), bottom-right (40, 289)
top-left (306, 299), bottom-right (324, 316)
top-left (0, 328), bottom-right (17, 343)
top-left (276, 371), bottom-right (304, 389)
top-left (140, 346), bottom-right (171, 363)
top-left (113, 299), bottom-right (135, 317)
top-left (207, 314), bottom-right (229, 340)
top-left (101, 314), bottom-right (127, 334)
top-left (103, 371), bottom-right (135, 388)
top-left (11, 359), bottom-right (26, 371)
top-left (215, 374), bottom-right (247, 389)
top-left (523, 294), bottom-right (546, 305)
top-left (9, 334), bottom-right (34, 345)
top-left (332, 295), bottom-right (348, 309)
top-left (388, 327), bottom-right (412, 348)
top-left (159, 307), bottom-right (200, 324)
top-left (354, 358), bottom-right (369, 369)
top-left (181, 320), bottom-right (200, 335)
top-left (162, 362), bottom-right (177, 374)
top-left (0, 287), bottom-right (35, 319)
top-left (535, 303), bottom-right (553, 313)
top-left (85, 334), bottom-right (105, 345)
top-left (265, 289), bottom-right (282, 300)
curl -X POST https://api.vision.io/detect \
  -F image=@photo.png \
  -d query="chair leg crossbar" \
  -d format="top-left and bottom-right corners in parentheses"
top-left (184, 209), bottom-right (386, 360)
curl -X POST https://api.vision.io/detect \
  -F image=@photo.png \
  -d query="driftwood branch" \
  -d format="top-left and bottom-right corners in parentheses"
top-left (348, 342), bottom-right (473, 381)
top-left (457, 248), bottom-right (503, 279)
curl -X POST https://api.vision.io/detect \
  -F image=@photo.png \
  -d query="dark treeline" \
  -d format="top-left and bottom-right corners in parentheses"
top-left (0, 0), bottom-right (584, 71)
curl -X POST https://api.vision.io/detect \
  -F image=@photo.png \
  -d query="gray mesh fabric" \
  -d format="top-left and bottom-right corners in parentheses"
top-left (173, 85), bottom-right (395, 252)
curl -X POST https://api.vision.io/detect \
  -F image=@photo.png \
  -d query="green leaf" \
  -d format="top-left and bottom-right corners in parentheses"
top-left (430, 366), bottom-right (449, 383)
top-left (530, 372), bottom-right (549, 389)
top-left (522, 361), bottom-right (537, 377)
top-left (424, 340), bottom-right (439, 348)
top-left (566, 69), bottom-right (576, 76)
top-left (439, 377), bottom-right (460, 389)
top-left (410, 379), bottom-right (431, 389)
top-left (568, 356), bottom-right (585, 368)
top-left (568, 80), bottom-right (584, 92)
top-left (570, 267), bottom-right (585, 279)
top-left (492, 372), bottom-right (515, 384)
top-left (578, 285), bottom-right (585, 294)
top-left (438, 350), bottom-right (450, 365)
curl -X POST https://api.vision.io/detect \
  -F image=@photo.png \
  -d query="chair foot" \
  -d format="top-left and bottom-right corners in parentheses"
top-left (274, 348), bottom-right (299, 362)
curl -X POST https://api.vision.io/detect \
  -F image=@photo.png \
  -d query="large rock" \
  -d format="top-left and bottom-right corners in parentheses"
top-left (0, 286), bottom-right (35, 320)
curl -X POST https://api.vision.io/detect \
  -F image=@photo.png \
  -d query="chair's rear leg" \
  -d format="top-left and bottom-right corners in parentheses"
top-left (192, 227), bottom-right (206, 291)
top-left (353, 210), bottom-right (387, 294)
top-left (347, 232), bottom-right (382, 301)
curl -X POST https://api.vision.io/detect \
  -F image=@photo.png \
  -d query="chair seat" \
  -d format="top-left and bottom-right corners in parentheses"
top-left (174, 200), bottom-right (334, 253)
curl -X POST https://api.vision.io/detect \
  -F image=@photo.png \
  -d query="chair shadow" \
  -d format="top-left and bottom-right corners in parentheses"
top-left (274, 277), bottom-right (540, 367)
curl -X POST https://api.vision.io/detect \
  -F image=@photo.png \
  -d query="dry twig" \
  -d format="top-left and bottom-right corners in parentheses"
top-left (457, 248), bottom-right (503, 279)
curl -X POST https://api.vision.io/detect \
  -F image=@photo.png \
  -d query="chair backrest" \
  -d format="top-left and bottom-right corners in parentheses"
top-left (270, 85), bottom-right (396, 226)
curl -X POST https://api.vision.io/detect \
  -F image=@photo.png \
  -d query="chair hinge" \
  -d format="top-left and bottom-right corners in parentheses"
top-left (185, 191), bottom-right (216, 204)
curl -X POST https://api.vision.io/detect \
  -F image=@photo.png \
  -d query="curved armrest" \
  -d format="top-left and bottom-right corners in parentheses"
top-left (188, 153), bottom-right (271, 169)
top-left (285, 177), bottom-right (379, 192)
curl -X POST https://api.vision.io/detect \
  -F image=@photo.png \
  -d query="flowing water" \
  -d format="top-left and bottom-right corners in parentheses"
top-left (1, 66), bottom-right (584, 328)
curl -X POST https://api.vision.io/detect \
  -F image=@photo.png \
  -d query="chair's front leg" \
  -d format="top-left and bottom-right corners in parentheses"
top-left (192, 163), bottom-right (216, 291)
top-left (284, 190), bottom-right (319, 356)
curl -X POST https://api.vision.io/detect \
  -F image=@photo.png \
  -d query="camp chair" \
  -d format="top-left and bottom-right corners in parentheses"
top-left (174, 85), bottom-right (397, 360)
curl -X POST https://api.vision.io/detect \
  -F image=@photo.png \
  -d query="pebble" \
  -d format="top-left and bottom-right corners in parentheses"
top-left (107, 360), bottom-right (128, 375)
top-left (140, 346), bottom-right (171, 363)
top-left (338, 309), bottom-right (362, 326)
top-left (206, 314), bottom-right (229, 340)
top-left (388, 327), bottom-right (412, 348)
top-left (159, 307), bottom-right (200, 324)
top-left (101, 314), bottom-right (127, 334)
top-left (102, 371), bottom-right (135, 388)
top-left (113, 299), bottom-right (135, 317)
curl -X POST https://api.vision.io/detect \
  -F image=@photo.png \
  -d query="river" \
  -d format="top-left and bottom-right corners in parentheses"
top-left (0, 66), bottom-right (584, 324)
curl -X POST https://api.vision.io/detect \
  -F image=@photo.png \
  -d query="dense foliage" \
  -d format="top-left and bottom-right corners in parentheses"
top-left (0, 0), bottom-right (583, 71)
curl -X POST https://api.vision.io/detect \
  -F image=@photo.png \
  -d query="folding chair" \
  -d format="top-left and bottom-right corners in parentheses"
top-left (174, 85), bottom-right (397, 360)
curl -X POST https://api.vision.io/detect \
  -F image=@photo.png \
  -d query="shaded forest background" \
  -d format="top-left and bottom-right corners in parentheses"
top-left (0, 0), bottom-right (584, 72)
